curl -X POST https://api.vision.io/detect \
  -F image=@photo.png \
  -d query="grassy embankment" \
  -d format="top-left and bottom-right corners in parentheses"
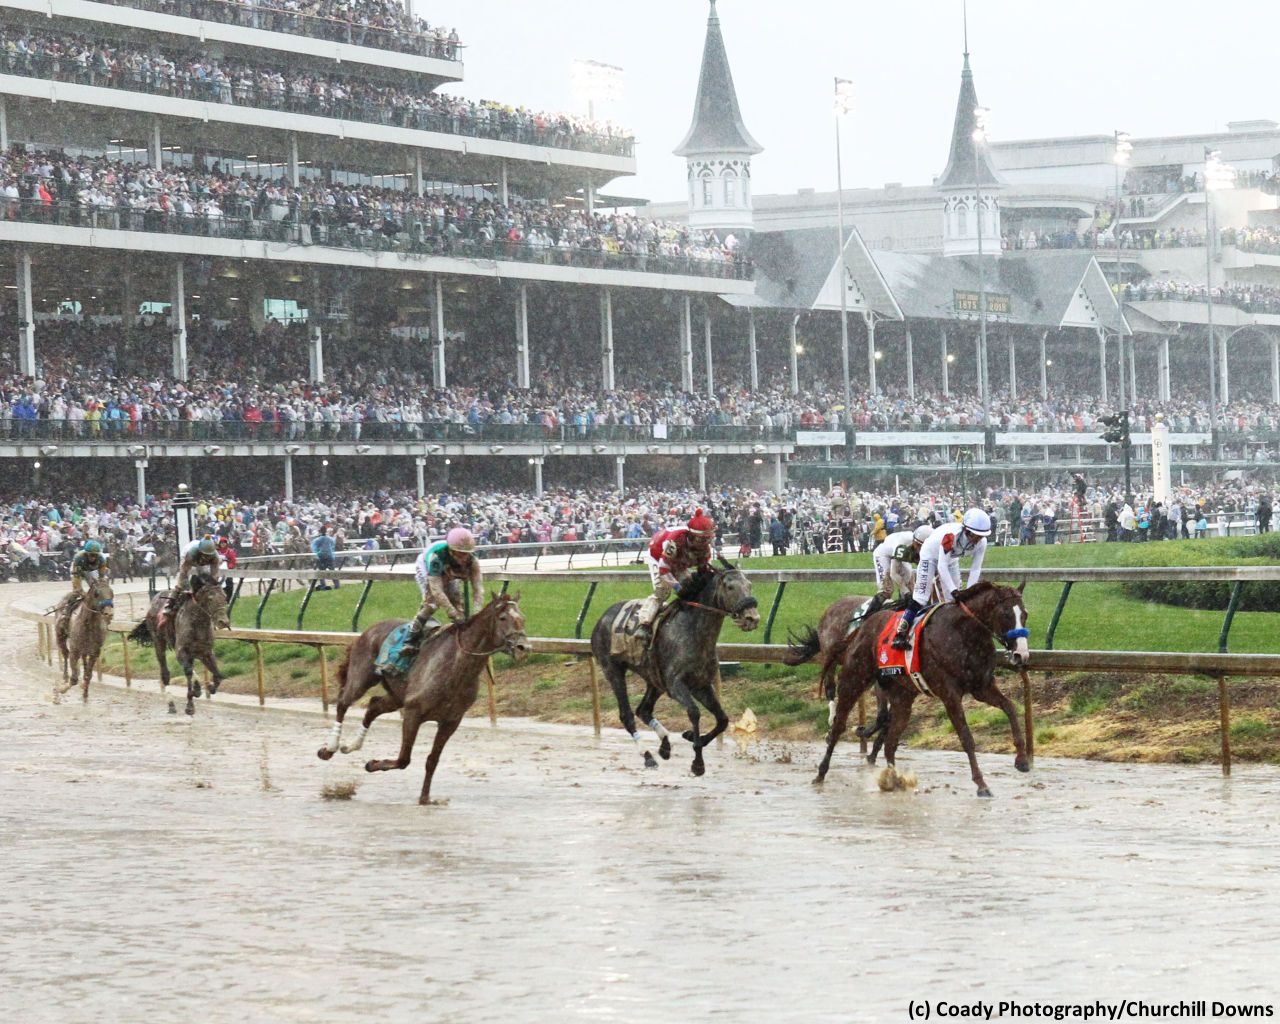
top-left (94, 537), bottom-right (1280, 763)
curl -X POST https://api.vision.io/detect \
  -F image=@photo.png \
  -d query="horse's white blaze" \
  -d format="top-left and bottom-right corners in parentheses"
top-left (324, 720), bottom-right (343, 753)
top-left (649, 718), bottom-right (670, 740)
top-left (1013, 607), bottom-right (1030, 663)
top-left (340, 724), bottom-right (369, 754)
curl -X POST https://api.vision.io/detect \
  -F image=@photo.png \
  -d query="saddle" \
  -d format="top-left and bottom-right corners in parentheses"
top-left (155, 591), bottom-right (192, 635)
top-left (374, 620), bottom-right (442, 678)
top-left (874, 605), bottom-right (942, 695)
top-left (609, 599), bottom-right (679, 663)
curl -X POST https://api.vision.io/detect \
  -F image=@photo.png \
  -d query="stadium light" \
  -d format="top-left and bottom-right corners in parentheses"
top-left (488, 445), bottom-right (505, 454)
top-left (697, 444), bottom-right (713, 454)
top-left (355, 444), bottom-right (371, 454)
top-left (547, 444), bottom-right (564, 454)
top-left (39, 444), bottom-right (58, 455)
top-left (284, 444), bottom-right (301, 455)
top-left (646, 445), bottom-right (661, 454)
top-left (751, 444), bottom-right (767, 454)
top-left (592, 444), bottom-right (609, 454)
top-left (425, 444), bottom-right (442, 455)
top-left (203, 445), bottom-right (221, 455)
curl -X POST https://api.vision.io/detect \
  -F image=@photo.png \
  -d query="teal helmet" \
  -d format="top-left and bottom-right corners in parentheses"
top-left (198, 536), bottom-right (217, 555)
top-left (83, 539), bottom-right (102, 555)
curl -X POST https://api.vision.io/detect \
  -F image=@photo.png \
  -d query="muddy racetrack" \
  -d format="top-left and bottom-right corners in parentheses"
top-left (2, 583), bottom-right (1278, 1023)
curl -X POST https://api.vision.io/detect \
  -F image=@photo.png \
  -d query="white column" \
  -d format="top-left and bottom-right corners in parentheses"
top-left (414, 457), bottom-right (426, 499)
top-left (680, 296), bottom-right (694, 392)
top-left (1039, 330), bottom-right (1048, 399)
top-left (600, 289), bottom-right (615, 390)
top-left (748, 310), bottom-right (759, 391)
top-left (905, 327), bottom-right (915, 400)
top-left (1271, 334), bottom-right (1279, 404)
top-left (789, 317), bottom-right (799, 395)
top-left (698, 455), bottom-right (708, 493)
top-left (1117, 331), bottom-right (1126, 409)
top-left (433, 277), bottom-right (446, 387)
top-left (774, 453), bottom-right (785, 494)
top-left (171, 261), bottom-right (188, 381)
top-left (940, 327), bottom-right (949, 397)
top-left (0, 96), bottom-right (8, 152)
top-left (585, 181), bottom-right (596, 215)
top-left (309, 322), bottom-right (325, 382)
top-left (500, 160), bottom-right (509, 206)
top-left (1097, 328), bottom-right (1108, 405)
top-left (532, 457), bottom-right (544, 498)
top-left (16, 250), bottom-right (35, 376)
top-left (135, 459), bottom-right (147, 507)
top-left (1159, 336), bottom-right (1172, 402)
top-left (1218, 330), bottom-right (1229, 406)
top-left (1007, 333), bottom-right (1017, 399)
top-left (284, 455), bottom-right (294, 502)
top-left (516, 283), bottom-right (531, 389)
top-left (150, 120), bottom-right (163, 169)
top-left (413, 151), bottom-right (424, 198)
top-left (1127, 335), bottom-right (1137, 408)
top-left (865, 314), bottom-right (877, 393)
top-left (288, 134), bottom-right (300, 187)
top-left (704, 310), bottom-right (714, 396)
top-left (615, 455), bottom-right (625, 493)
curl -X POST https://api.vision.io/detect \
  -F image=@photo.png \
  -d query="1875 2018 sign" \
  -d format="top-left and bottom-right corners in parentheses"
top-left (953, 290), bottom-right (1011, 316)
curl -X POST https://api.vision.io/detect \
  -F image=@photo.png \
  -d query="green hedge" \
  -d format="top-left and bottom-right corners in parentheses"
top-left (1120, 535), bottom-right (1280, 611)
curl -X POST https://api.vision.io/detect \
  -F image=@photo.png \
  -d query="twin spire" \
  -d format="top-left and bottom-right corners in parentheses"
top-left (674, 0), bottom-right (761, 158)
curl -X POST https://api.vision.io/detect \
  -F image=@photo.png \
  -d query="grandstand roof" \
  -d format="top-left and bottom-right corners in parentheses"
top-left (674, 0), bottom-right (762, 158)
top-left (935, 53), bottom-right (1004, 192)
top-left (737, 227), bottom-right (901, 319)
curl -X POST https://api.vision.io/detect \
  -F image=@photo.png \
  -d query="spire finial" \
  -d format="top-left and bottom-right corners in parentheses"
top-left (963, 0), bottom-right (969, 59)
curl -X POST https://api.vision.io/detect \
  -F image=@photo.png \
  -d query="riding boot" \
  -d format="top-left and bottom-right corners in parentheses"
top-left (401, 615), bottom-right (428, 659)
top-left (890, 615), bottom-right (914, 651)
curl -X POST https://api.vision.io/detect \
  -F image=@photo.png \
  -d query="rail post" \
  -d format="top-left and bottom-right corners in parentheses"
top-left (1044, 582), bottom-right (1073, 650)
top-left (121, 632), bottom-right (132, 687)
top-left (761, 582), bottom-right (787, 646)
top-left (46, 623), bottom-right (54, 665)
top-left (228, 577), bottom-right (245, 616)
top-left (574, 582), bottom-right (598, 639)
top-left (1217, 676), bottom-right (1231, 777)
top-left (484, 658), bottom-right (498, 726)
top-left (587, 657), bottom-right (602, 737)
top-left (296, 580), bottom-right (318, 631)
top-left (1218, 582), bottom-right (1245, 654)
top-left (317, 645), bottom-right (329, 713)
top-left (1021, 669), bottom-right (1035, 764)
top-left (254, 642), bottom-right (266, 706)
top-left (255, 578), bottom-right (277, 629)
top-left (36, 622), bottom-right (44, 660)
top-left (351, 580), bottom-right (374, 633)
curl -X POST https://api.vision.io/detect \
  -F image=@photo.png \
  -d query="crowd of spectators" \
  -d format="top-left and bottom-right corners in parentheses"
top-left (97, 0), bottom-right (461, 57)
top-left (0, 23), bottom-right (629, 155)
top-left (1121, 279), bottom-right (1280, 314)
top-left (0, 147), bottom-right (745, 277)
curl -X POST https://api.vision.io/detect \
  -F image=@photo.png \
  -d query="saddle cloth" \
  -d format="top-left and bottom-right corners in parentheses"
top-left (874, 607), bottom-right (940, 695)
top-left (843, 596), bottom-right (875, 638)
top-left (609, 599), bottom-right (677, 662)
top-left (374, 621), bottom-right (440, 677)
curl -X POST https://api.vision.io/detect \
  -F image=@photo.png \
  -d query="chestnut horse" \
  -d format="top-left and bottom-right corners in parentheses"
top-left (317, 594), bottom-right (529, 805)
top-left (815, 581), bottom-right (1032, 797)
top-left (54, 579), bottom-right (115, 703)
top-left (129, 578), bottom-right (231, 715)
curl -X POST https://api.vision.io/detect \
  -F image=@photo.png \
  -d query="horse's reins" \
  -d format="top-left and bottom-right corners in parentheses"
top-left (452, 612), bottom-right (525, 658)
top-left (678, 572), bottom-right (758, 619)
top-left (956, 600), bottom-right (1029, 654)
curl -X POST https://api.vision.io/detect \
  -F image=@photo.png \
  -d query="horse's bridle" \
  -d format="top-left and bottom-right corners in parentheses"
top-left (453, 610), bottom-right (527, 658)
top-left (957, 600), bottom-right (1028, 654)
top-left (680, 571), bottom-right (758, 620)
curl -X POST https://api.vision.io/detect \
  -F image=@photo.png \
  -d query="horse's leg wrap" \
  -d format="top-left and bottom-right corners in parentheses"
top-left (341, 724), bottom-right (369, 754)
top-left (324, 720), bottom-right (343, 754)
top-left (648, 718), bottom-right (670, 740)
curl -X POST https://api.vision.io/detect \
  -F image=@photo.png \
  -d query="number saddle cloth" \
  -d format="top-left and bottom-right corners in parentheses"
top-left (874, 605), bottom-right (942, 695)
top-left (609, 599), bottom-right (679, 663)
top-left (374, 619), bottom-right (442, 676)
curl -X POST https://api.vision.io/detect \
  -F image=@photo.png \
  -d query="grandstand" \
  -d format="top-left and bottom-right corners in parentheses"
top-left (1, 0), bottom-right (1279, 507)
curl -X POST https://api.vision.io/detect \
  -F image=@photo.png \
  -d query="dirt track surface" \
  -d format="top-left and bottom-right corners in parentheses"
top-left (2, 582), bottom-right (1279, 1023)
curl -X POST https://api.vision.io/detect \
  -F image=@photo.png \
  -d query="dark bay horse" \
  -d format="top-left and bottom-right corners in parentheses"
top-left (815, 581), bottom-right (1032, 797)
top-left (590, 561), bottom-right (760, 776)
top-left (55, 579), bottom-right (115, 702)
top-left (317, 594), bottom-right (529, 805)
top-left (129, 579), bottom-right (231, 715)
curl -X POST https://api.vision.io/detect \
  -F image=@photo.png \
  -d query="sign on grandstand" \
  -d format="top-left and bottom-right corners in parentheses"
top-left (953, 290), bottom-right (1011, 316)
top-left (795, 431), bottom-right (846, 446)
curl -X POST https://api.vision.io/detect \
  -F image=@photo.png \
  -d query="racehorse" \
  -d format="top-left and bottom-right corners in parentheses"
top-left (317, 594), bottom-right (530, 805)
top-left (54, 579), bottom-right (114, 702)
top-left (815, 581), bottom-right (1032, 797)
top-left (590, 559), bottom-right (760, 776)
top-left (129, 578), bottom-right (231, 715)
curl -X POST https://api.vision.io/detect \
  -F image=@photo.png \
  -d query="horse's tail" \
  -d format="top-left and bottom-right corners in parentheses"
top-left (783, 625), bottom-right (821, 666)
top-left (128, 619), bottom-right (153, 647)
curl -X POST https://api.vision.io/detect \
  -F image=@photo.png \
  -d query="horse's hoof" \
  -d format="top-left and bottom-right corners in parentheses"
top-left (865, 755), bottom-right (878, 766)
top-left (167, 702), bottom-right (176, 715)
top-left (658, 737), bottom-right (671, 760)
top-left (364, 761), bottom-right (379, 773)
top-left (209, 681), bottom-right (221, 696)
top-left (690, 761), bottom-right (705, 777)
top-left (185, 705), bottom-right (195, 717)
top-left (1015, 758), bottom-right (1032, 773)
top-left (976, 787), bottom-right (993, 798)
top-left (681, 729), bottom-right (696, 743)
top-left (191, 682), bottom-right (202, 698)
top-left (812, 775), bottom-right (825, 786)
top-left (317, 748), bottom-right (334, 761)
top-left (643, 751), bottom-right (658, 769)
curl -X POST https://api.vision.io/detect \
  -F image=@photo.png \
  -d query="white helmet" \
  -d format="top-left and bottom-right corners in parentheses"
top-left (912, 524), bottom-right (933, 544)
top-left (962, 508), bottom-right (992, 537)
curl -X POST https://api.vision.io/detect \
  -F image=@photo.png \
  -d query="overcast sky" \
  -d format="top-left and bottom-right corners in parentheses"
top-left (443, 1), bottom-right (1275, 203)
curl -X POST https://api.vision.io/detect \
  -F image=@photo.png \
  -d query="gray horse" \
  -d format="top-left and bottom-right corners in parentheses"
top-left (591, 561), bottom-right (760, 776)
top-left (54, 579), bottom-right (115, 703)
top-left (130, 578), bottom-right (231, 715)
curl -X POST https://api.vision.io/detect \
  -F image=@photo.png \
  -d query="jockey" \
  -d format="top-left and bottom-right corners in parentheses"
top-left (408, 527), bottom-right (484, 641)
top-left (70, 538), bottom-right (110, 595)
top-left (871, 524), bottom-right (932, 610)
top-left (638, 508), bottom-right (716, 631)
top-left (891, 508), bottom-right (991, 650)
top-left (164, 535), bottom-right (221, 619)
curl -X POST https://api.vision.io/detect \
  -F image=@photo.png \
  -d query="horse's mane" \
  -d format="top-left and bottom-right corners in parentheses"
top-left (954, 580), bottom-right (998, 601)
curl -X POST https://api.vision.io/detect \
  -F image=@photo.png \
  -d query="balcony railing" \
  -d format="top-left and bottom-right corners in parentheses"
top-left (0, 48), bottom-right (634, 158)
top-left (89, 0), bottom-right (463, 59)
top-left (0, 420), bottom-right (795, 444)
top-left (1, 199), bottom-right (753, 281)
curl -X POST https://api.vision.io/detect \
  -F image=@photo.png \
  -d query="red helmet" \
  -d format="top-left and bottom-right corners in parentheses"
top-left (687, 508), bottom-right (715, 542)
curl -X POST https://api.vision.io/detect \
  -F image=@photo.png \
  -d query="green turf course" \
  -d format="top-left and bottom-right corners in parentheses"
top-left (229, 536), bottom-right (1280, 656)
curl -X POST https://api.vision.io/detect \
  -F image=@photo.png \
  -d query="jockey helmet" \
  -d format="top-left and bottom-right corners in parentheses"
top-left (961, 508), bottom-right (992, 538)
top-left (912, 525), bottom-right (933, 545)
top-left (446, 527), bottom-right (477, 554)
top-left (83, 539), bottom-right (103, 555)
top-left (687, 508), bottom-right (715, 540)
top-left (197, 536), bottom-right (217, 555)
